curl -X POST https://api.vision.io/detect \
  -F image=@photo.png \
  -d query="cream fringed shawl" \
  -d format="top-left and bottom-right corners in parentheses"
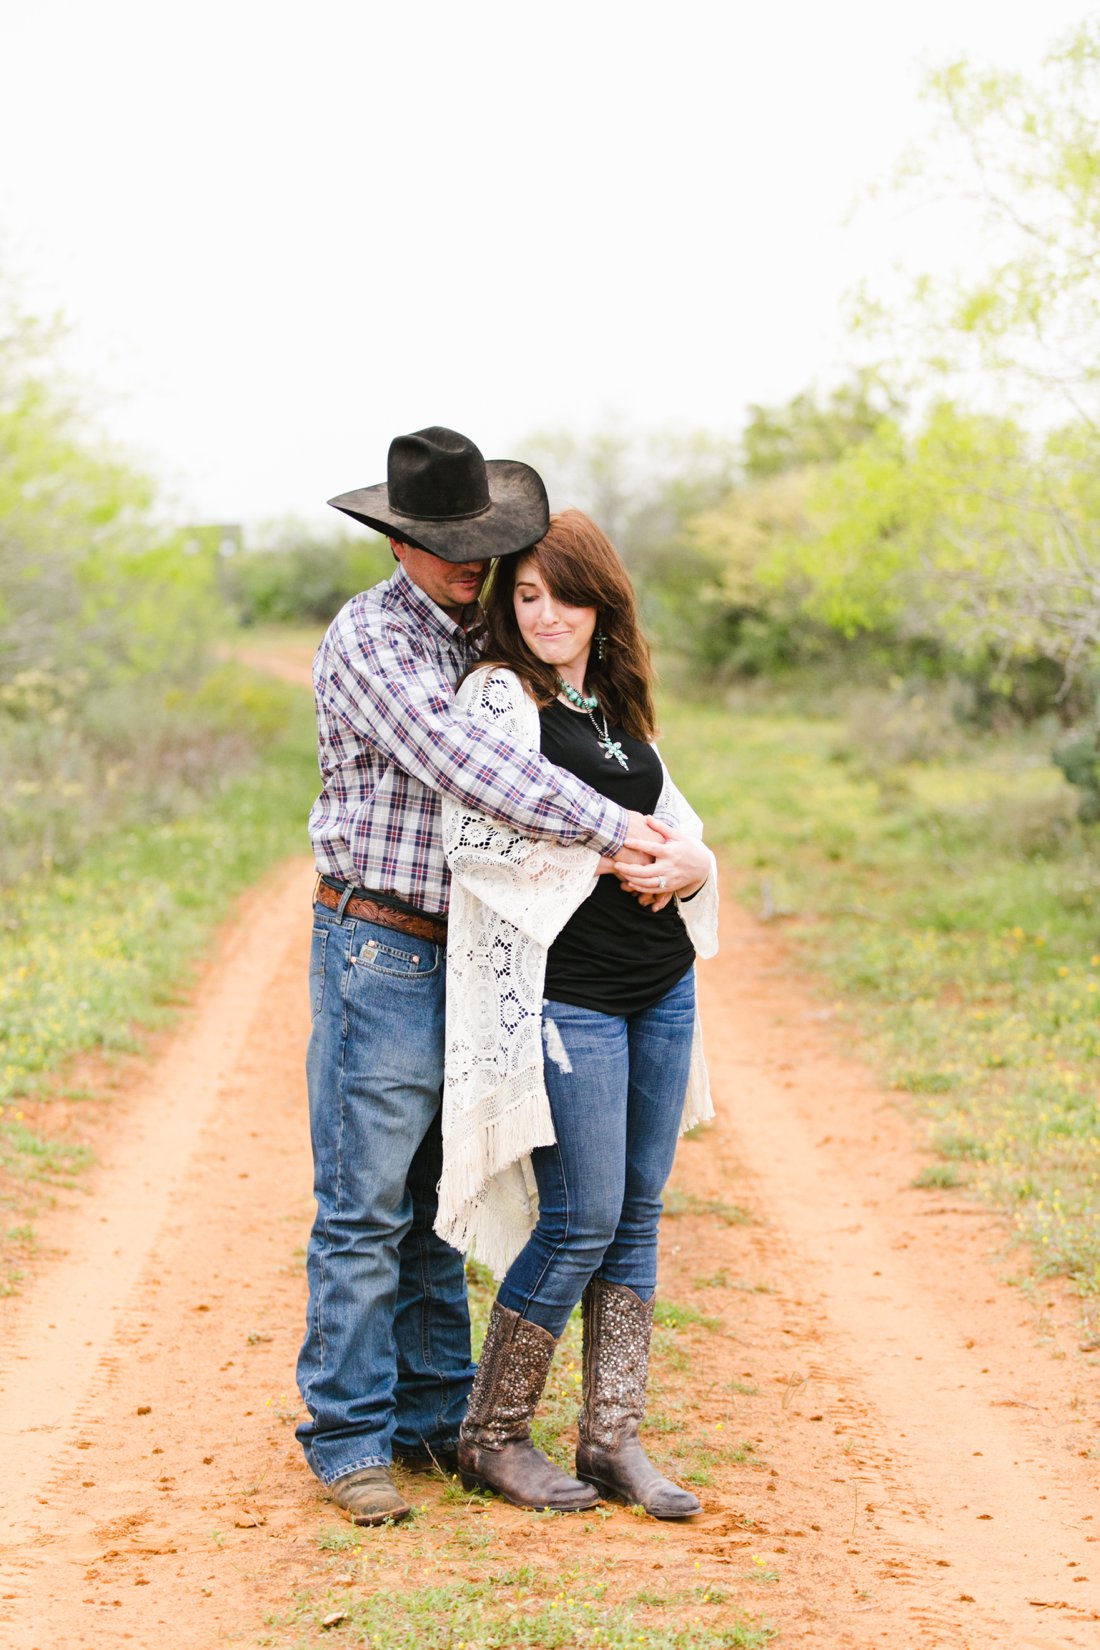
top-left (436, 666), bottom-right (719, 1278)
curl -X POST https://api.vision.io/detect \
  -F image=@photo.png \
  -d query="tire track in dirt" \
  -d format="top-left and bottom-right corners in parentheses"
top-left (0, 865), bottom-right (307, 1541)
top-left (1, 640), bottom-right (1097, 1648)
top-left (680, 904), bottom-right (1100, 1647)
top-left (0, 858), bottom-right (324, 1648)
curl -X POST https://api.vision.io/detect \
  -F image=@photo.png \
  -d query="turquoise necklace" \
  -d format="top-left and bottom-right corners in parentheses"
top-left (557, 677), bottom-right (629, 770)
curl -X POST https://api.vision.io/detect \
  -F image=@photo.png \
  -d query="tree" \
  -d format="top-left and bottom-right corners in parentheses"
top-left (673, 378), bottom-right (902, 674)
top-left (518, 424), bottom-right (742, 646)
top-left (0, 287), bottom-right (244, 881)
top-left (858, 19), bottom-right (1100, 422)
top-left (752, 401), bottom-right (1100, 698)
top-left (817, 21), bottom-right (1100, 691)
top-left (0, 294), bottom-right (220, 686)
top-left (742, 371), bottom-right (901, 481)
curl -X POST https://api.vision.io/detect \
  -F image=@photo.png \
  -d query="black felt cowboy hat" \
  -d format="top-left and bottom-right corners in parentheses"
top-left (328, 426), bottom-right (550, 562)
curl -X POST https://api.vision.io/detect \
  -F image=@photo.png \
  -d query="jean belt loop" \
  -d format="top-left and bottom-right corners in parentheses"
top-left (335, 884), bottom-right (355, 923)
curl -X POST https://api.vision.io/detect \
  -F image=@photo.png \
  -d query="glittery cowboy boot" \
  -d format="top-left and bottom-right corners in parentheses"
top-left (458, 1302), bottom-right (599, 1512)
top-left (575, 1278), bottom-right (702, 1520)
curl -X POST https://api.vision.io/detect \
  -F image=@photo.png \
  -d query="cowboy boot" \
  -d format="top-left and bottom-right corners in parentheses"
top-left (458, 1302), bottom-right (598, 1512)
top-left (575, 1278), bottom-right (701, 1520)
top-left (327, 1466), bottom-right (412, 1525)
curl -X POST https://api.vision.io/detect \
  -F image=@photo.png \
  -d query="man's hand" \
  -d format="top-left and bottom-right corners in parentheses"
top-left (621, 810), bottom-right (666, 851)
top-left (598, 812), bottom-right (664, 876)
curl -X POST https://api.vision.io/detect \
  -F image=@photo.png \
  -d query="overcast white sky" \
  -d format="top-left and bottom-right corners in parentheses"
top-left (1, 1), bottom-right (1093, 532)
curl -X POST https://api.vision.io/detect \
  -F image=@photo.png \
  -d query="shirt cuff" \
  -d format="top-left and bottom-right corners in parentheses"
top-left (591, 798), bottom-right (629, 856)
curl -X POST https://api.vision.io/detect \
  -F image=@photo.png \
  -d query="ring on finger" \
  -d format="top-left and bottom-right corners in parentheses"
top-left (658, 876), bottom-right (667, 890)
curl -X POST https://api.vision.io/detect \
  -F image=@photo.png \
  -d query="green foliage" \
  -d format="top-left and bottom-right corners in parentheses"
top-left (652, 1300), bottom-right (719, 1332)
top-left (518, 425), bottom-right (741, 649)
top-left (222, 525), bottom-right (394, 627)
top-left (0, 301), bottom-right (221, 684)
top-left (884, 19), bottom-right (1100, 411)
top-left (660, 687), bottom-right (1100, 1297)
top-left (0, 687), bottom-right (316, 1290)
top-left (742, 370), bottom-right (900, 480)
top-left (0, 293), bottom-right (300, 885)
top-left (0, 1120), bottom-right (93, 1183)
top-left (697, 395), bottom-right (1100, 703)
top-left (789, 21), bottom-right (1100, 701)
top-left (911, 1164), bottom-right (964, 1191)
top-left (670, 26), bottom-right (1100, 708)
top-left (662, 379), bottom-right (907, 684)
top-left (0, 687), bottom-right (315, 1106)
top-left (1053, 728), bottom-right (1100, 823)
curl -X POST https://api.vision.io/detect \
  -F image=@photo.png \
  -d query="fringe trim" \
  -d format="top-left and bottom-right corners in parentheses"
top-left (678, 1023), bottom-right (714, 1136)
top-left (436, 1064), bottom-right (555, 1269)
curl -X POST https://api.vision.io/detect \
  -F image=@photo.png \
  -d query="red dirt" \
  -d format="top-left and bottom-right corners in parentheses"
top-left (1, 641), bottom-right (1098, 1647)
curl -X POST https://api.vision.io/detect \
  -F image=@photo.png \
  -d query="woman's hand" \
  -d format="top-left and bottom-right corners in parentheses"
top-left (611, 817), bottom-right (711, 911)
top-left (606, 844), bottom-right (655, 870)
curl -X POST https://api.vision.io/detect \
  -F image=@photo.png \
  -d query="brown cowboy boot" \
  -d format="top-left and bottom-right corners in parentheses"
top-left (327, 1465), bottom-right (412, 1525)
top-left (458, 1302), bottom-right (598, 1512)
top-left (575, 1278), bottom-right (701, 1520)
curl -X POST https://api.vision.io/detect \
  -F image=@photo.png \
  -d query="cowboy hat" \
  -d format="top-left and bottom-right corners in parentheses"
top-left (328, 426), bottom-right (549, 562)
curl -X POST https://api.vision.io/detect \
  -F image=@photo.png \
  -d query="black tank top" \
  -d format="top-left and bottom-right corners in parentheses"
top-left (538, 699), bottom-right (695, 1016)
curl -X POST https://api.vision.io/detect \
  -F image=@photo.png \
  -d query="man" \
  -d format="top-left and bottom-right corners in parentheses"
top-left (297, 427), bottom-right (684, 1524)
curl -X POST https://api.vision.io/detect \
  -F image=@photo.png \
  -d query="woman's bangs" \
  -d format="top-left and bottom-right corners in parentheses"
top-left (532, 542), bottom-right (602, 612)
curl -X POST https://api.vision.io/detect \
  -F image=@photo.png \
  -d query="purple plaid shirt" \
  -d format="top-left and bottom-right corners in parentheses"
top-left (308, 564), bottom-right (628, 916)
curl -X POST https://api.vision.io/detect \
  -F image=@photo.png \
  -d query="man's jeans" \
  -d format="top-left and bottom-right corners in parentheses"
top-left (497, 969), bottom-right (696, 1338)
top-left (296, 903), bottom-right (475, 1485)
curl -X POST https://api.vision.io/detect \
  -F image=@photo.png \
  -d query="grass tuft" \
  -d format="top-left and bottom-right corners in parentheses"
top-left (663, 1189), bottom-right (753, 1226)
top-left (266, 1574), bottom-right (776, 1649)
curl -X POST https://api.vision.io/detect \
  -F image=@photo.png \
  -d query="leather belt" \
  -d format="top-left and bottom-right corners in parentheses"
top-left (313, 879), bottom-right (447, 945)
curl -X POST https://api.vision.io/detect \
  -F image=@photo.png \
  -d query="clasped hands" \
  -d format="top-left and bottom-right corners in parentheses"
top-left (597, 812), bottom-right (711, 912)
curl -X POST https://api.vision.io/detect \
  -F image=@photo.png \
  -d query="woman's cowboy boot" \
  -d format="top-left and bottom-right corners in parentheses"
top-left (575, 1278), bottom-right (702, 1520)
top-left (458, 1302), bottom-right (598, 1511)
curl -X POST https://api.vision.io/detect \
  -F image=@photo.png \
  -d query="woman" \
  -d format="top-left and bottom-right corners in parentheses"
top-left (436, 510), bottom-right (718, 1519)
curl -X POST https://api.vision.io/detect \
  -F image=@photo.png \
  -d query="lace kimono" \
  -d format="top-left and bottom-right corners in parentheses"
top-left (436, 666), bottom-right (719, 1277)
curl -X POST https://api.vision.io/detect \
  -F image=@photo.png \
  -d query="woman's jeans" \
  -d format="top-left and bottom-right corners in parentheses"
top-left (497, 968), bottom-right (696, 1338)
top-left (296, 903), bottom-right (475, 1486)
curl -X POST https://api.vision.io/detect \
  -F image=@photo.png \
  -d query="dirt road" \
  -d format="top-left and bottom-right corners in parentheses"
top-left (1, 646), bottom-right (1098, 1646)
top-left (2, 863), bottom-right (1098, 1647)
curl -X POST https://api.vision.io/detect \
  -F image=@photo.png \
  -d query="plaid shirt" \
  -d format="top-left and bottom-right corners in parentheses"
top-left (308, 564), bottom-right (628, 916)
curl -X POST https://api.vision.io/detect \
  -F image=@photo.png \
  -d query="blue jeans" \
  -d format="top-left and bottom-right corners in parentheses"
top-left (296, 903), bottom-right (475, 1485)
top-left (497, 969), bottom-right (696, 1338)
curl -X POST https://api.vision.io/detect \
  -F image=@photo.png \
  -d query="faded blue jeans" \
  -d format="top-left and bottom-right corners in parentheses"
top-left (296, 902), bottom-right (475, 1485)
top-left (497, 969), bottom-right (696, 1337)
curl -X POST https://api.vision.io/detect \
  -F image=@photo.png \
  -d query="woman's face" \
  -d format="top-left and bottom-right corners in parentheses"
top-left (512, 556), bottom-right (597, 678)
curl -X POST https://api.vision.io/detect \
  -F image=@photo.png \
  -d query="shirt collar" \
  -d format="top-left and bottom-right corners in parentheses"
top-left (385, 562), bottom-right (485, 649)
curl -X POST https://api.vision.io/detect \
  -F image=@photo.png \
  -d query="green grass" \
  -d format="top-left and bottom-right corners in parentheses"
top-left (316, 1524), bottom-right (366, 1553)
top-left (911, 1163), bottom-right (964, 1191)
top-left (265, 1574), bottom-right (775, 1649)
top-left (663, 1189), bottom-right (753, 1226)
top-left (0, 684), bottom-right (315, 1105)
top-left (0, 678), bottom-right (317, 1283)
top-left (659, 688), bottom-right (1100, 1300)
top-left (652, 1300), bottom-right (719, 1332)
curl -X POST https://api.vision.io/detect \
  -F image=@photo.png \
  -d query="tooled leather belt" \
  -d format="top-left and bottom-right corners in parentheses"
top-left (313, 879), bottom-right (448, 945)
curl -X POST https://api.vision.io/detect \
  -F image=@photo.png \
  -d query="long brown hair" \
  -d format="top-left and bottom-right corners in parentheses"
top-left (478, 509), bottom-right (657, 741)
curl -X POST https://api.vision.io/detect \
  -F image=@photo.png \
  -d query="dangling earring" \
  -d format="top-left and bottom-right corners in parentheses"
top-left (596, 630), bottom-right (607, 663)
